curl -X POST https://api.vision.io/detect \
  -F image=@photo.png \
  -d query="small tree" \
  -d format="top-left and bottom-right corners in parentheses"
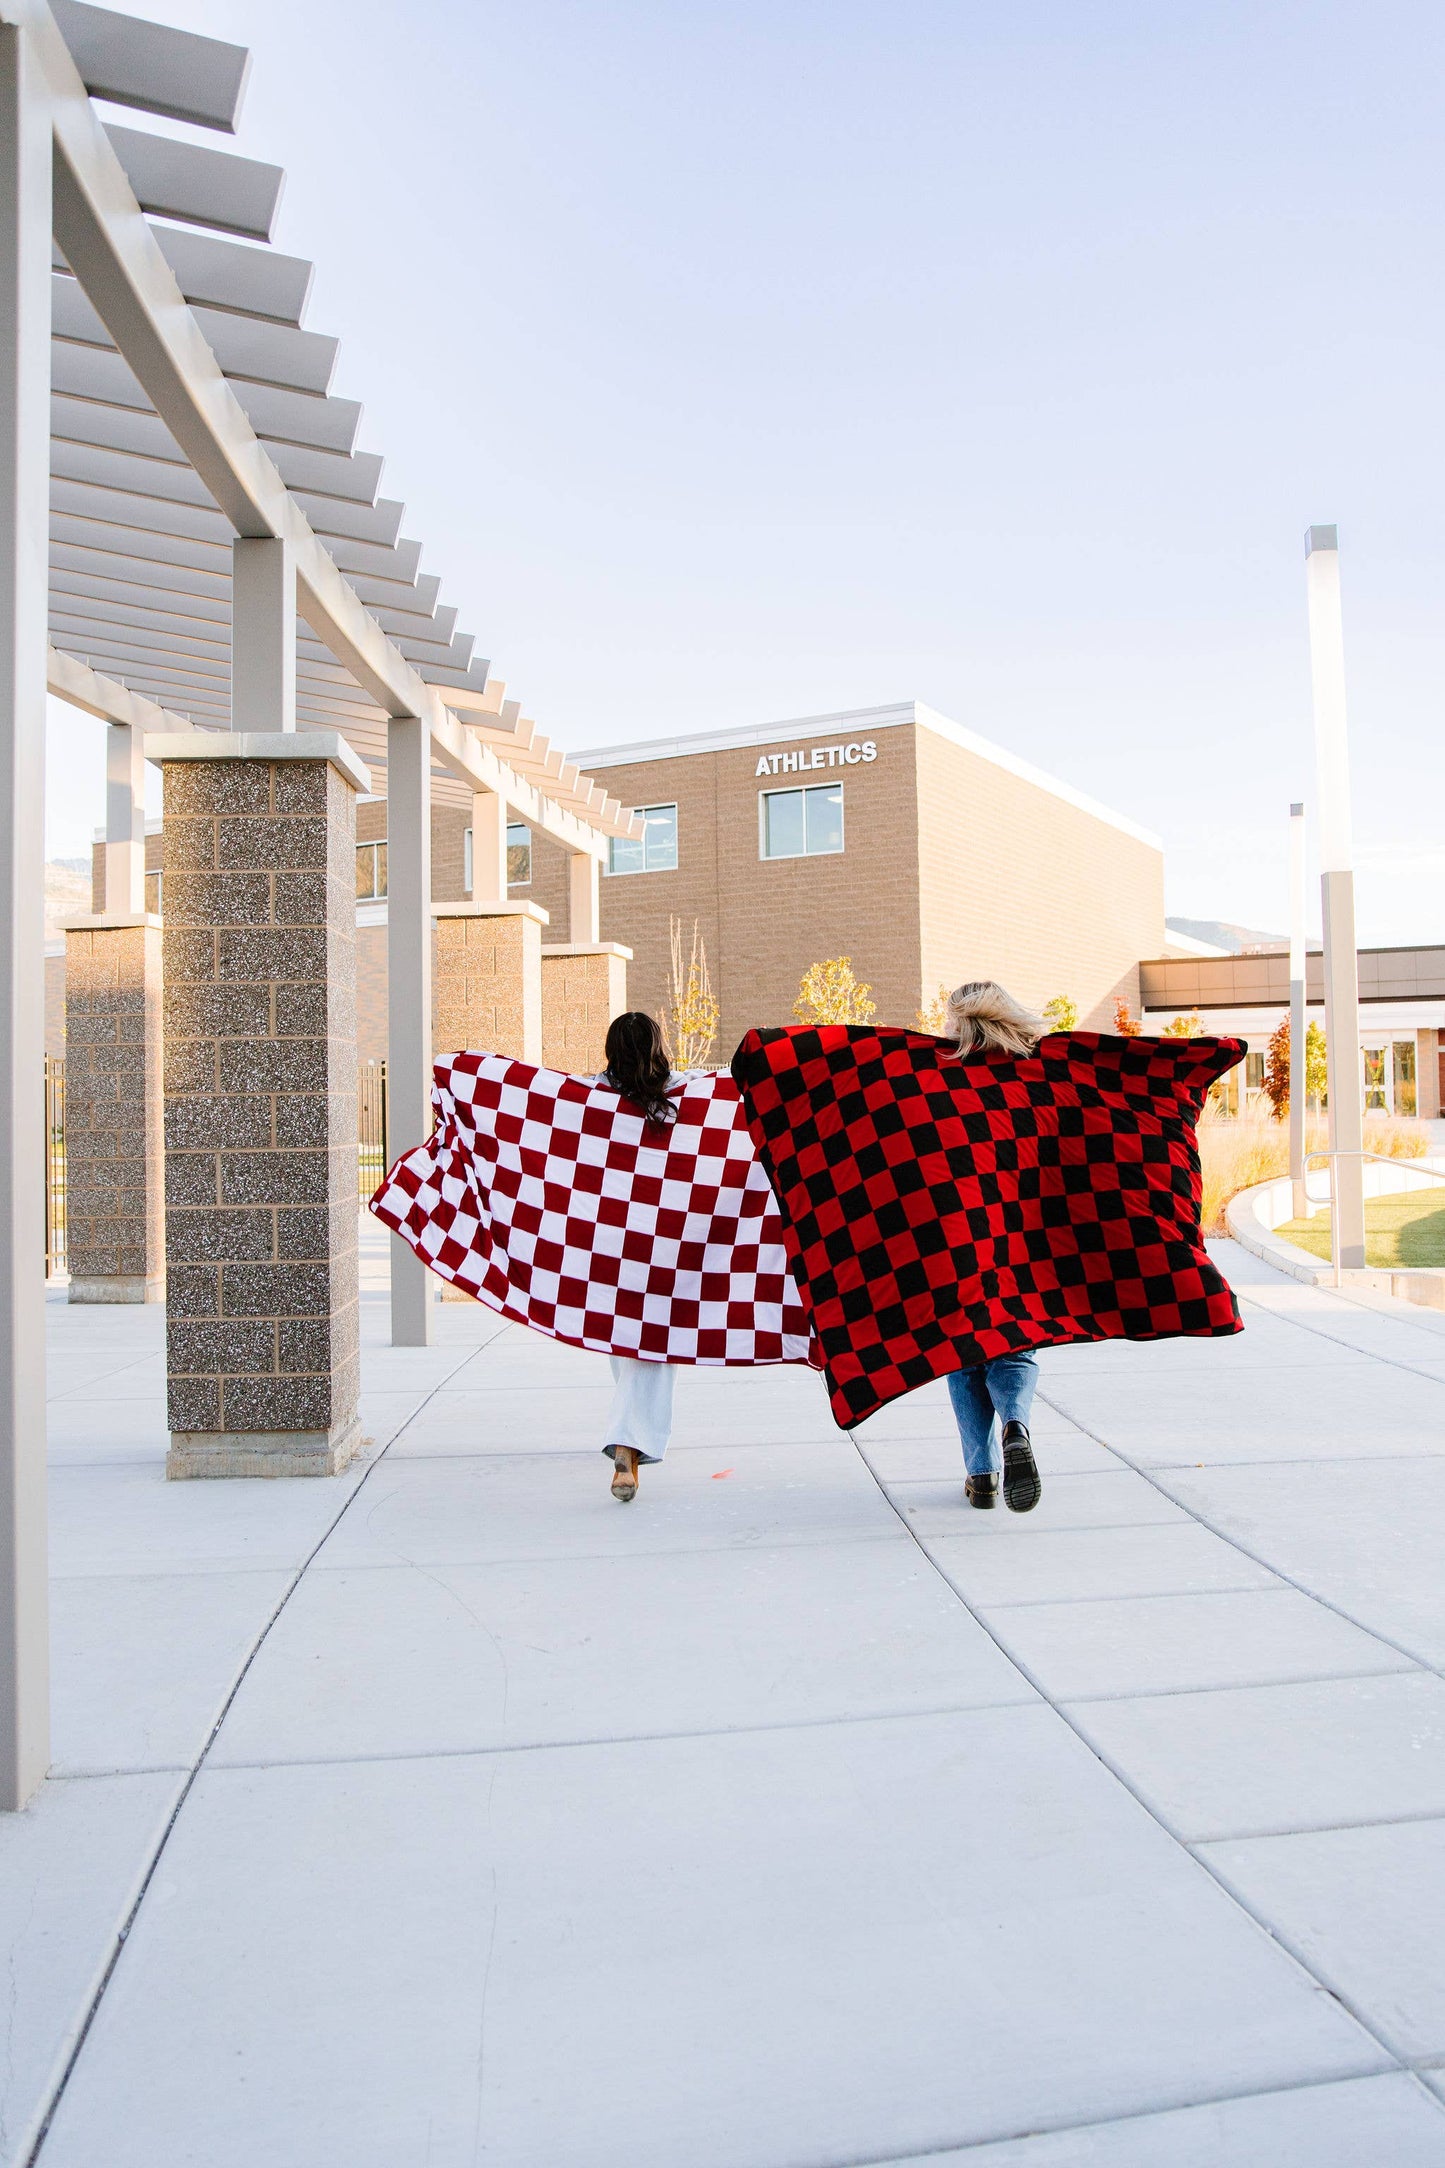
top-left (916, 984), bottom-right (949, 1033)
top-left (794, 956), bottom-right (877, 1027)
top-left (1162, 1009), bottom-right (1203, 1038)
top-left (1113, 996), bottom-right (1141, 1037)
top-left (1305, 1019), bottom-right (1328, 1111)
top-left (660, 916), bottom-right (719, 1069)
top-left (1263, 1018), bottom-right (1290, 1120)
top-left (1042, 994), bottom-right (1078, 1032)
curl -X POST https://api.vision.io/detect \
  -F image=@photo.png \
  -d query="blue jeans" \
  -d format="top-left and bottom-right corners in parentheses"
top-left (946, 1353), bottom-right (1038, 1477)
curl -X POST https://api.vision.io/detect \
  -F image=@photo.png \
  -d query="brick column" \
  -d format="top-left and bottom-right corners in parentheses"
top-left (432, 902), bottom-right (548, 1063)
top-left (61, 914), bottom-right (164, 1302)
top-left (541, 943), bottom-right (631, 1073)
top-left (151, 731), bottom-right (368, 1479)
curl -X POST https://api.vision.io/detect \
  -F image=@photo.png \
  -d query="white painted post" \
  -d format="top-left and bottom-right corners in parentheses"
top-left (470, 788), bottom-right (507, 902)
top-left (1288, 801), bottom-right (1308, 1219)
top-left (231, 536), bottom-right (296, 732)
top-left (0, 20), bottom-right (51, 1810)
top-left (388, 715), bottom-right (432, 1344)
top-left (1304, 525), bottom-right (1365, 1276)
top-left (569, 850), bottom-right (601, 945)
top-left (104, 721), bottom-right (146, 914)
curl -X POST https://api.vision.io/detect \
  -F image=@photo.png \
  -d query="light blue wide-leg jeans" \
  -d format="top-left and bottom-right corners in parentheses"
top-left (602, 1356), bottom-right (676, 1464)
top-left (946, 1353), bottom-right (1039, 1477)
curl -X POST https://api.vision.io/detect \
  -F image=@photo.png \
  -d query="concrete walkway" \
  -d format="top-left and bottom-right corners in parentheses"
top-left (5, 1225), bottom-right (1445, 2164)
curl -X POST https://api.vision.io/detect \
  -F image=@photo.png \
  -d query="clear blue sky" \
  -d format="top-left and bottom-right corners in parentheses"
top-left (48, 0), bottom-right (1445, 944)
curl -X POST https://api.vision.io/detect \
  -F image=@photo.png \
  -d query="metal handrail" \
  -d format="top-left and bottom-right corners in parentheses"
top-left (1301, 1148), bottom-right (1445, 1211)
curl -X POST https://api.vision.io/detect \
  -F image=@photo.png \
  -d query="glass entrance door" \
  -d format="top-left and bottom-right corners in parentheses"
top-left (1362, 1045), bottom-right (1388, 1114)
top-left (1393, 1039), bottom-right (1417, 1117)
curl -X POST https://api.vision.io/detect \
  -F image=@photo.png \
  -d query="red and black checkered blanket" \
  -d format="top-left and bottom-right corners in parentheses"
top-left (730, 1025), bottom-right (1244, 1426)
top-left (370, 1053), bottom-right (813, 1366)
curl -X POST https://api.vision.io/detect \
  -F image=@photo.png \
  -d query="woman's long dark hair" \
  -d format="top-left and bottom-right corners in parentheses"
top-left (604, 1011), bottom-right (674, 1124)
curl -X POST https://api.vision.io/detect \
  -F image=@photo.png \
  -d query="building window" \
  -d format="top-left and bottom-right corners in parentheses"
top-left (760, 782), bottom-right (844, 860)
top-left (356, 841), bottom-right (387, 900)
top-left (463, 822), bottom-right (531, 890)
top-left (608, 803), bottom-right (678, 876)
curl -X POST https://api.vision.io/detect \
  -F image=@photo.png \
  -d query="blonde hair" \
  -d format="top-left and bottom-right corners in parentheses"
top-left (945, 980), bottom-right (1046, 1058)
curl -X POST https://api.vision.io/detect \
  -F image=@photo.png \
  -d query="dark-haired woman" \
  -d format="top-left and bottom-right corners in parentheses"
top-left (595, 1011), bottom-right (688, 1502)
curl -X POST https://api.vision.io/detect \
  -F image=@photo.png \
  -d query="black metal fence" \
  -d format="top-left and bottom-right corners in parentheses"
top-left (358, 1059), bottom-right (389, 1199)
top-left (42, 1057), bottom-right (388, 1279)
top-left (45, 1055), bottom-right (66, 1278)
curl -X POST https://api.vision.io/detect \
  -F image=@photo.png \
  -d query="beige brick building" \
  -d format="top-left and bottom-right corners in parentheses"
top-left (71, 701), bottom-right (1167, 1062)
top-left (525, 703), bottom-right (1166, 1048)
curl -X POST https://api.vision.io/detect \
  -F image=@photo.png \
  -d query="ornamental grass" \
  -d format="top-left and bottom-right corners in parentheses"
top-left (1196, 1106), bottom-right (1429, 1235)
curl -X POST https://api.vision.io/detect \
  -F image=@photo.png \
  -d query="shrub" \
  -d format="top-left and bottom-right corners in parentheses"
top-left (795, 957), bottom-right (877, 1027)
top-left (1263, 1019), bottom-right (1290, 1120)
top-left (917, 984), bottom-right (949, 1033)
top-left (660, 917), bottom-right (719, 1069)
top-left (1042, 994), bottom-right (1078, 1031)
top-left (1113, 997), bottom-right (1141, 1037)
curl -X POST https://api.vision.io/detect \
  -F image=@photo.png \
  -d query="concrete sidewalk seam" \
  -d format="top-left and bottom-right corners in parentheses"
top-left (199, 1697), bottom-right (1057, 1775)
top-left (1183, 1807), bottom-right (1445, 1847)
top-left (21, 1326), bottom-right (485, 2168)
top-left (1043, 1393), bottom-right (1445, 1688)
top-left (839, 2064), bottom-right (1441, 2165)
top-left (1055, 1663), bottom-right (1416, 1707)
top-left (848, 1423), bottom-right (1425, 2101)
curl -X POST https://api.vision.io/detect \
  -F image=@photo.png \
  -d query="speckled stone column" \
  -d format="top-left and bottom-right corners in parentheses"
top-left (61, 913), bottom-right (164, 1302)
top-left (152, 732), bottom-right (369, 1479)
top-left (540, 943), bottom-right (631, 1073)
top-left (432, 902), bottom-right (548, 1063)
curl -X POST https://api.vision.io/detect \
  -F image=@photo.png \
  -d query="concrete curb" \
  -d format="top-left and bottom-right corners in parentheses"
top-left (1226, 1157), bottom-right (1445, 1310)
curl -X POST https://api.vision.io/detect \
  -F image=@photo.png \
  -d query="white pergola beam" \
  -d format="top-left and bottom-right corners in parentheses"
top-left (48, 642), bottom-right (196, 728)
top-left (54, 269), bottom-right (340, 394)
top-left (51, 540), bottom-right (228, 601)
top-left (51, 392), bottom-right (387, 508)
top-left (51, 442), bottom-right (403, 551)
top-left (103, 120), bottom-right (281, 241)
top-left (50, 334), bottom-right (363, 455)
top-left (149, 223), bottom-right (309, 321)
top-left (50, 0), bottom-right (250, 133)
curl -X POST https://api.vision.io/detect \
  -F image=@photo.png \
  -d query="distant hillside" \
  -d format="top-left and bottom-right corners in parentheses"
top-left (45, 857), bottom-right (91, 939)
top-left (1166, 916), bottom-right (1287, 955)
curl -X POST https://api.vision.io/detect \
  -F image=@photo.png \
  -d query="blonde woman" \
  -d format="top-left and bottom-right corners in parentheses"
top-left (942, 981), bottom-right (1046, 1514)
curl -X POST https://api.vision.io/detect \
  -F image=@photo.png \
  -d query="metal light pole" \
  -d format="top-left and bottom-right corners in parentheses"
top-left (1288, 800), bottom-right (1308, 1220)
top-left (1304, 525), bottom-right (1365, 1275)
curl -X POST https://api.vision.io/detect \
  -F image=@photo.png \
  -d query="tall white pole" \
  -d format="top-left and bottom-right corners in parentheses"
top-left (0, 22), bottom-right (51, 1810)
top-left (231, 536), bottom-right (296, 732)
top-left (1304, 525), bottom-right (1365, 1275)
top-left (104, 721), bottom-right (147, 914)
top-left (469, 788), bottom-right (507, 902)
top-left (1288, 801), bottom-right (1308, 1218)
top-left (387, 715), bottom-right (433, 1344)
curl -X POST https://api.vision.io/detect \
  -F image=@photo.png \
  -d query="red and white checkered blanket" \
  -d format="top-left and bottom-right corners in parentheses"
top-left (370, 1053), bottom-right (814, 1366)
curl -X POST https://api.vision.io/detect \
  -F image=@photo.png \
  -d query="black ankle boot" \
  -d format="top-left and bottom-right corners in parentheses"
top-left (1001, 1421), bottom-right (1041, 1513)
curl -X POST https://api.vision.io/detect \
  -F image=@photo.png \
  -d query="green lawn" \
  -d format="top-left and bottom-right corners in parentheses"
top-left (1279, 1188), bottom-right (1445, 1268)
